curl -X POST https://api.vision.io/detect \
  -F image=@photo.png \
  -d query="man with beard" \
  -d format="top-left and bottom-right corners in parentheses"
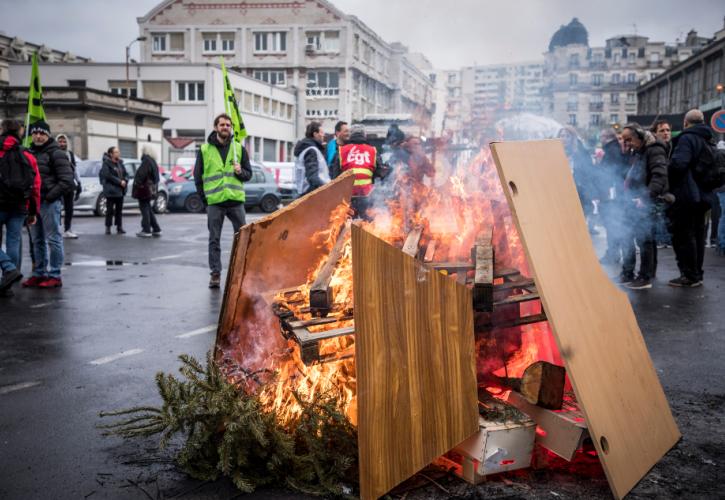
top-left (194, 113), bottom-right (253, 289)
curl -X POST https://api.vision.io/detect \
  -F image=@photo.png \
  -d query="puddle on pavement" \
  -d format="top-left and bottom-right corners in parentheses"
top-left (64, 260), bottom-right (149, 267)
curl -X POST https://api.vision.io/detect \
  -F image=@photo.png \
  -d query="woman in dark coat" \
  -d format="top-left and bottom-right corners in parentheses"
top-left (132, 147), bottom-right (162, 237)
top-left (99, 146), bottom-right (128, 234)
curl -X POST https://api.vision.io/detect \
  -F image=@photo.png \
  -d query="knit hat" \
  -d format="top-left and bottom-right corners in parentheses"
top-left (56, 133), bottom-right (68, 141)
top-left (28, 120), bottom-right (50, 136)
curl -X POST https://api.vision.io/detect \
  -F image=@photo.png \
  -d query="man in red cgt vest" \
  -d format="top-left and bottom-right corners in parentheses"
top-left (330, 124), bottom-right (386, 219)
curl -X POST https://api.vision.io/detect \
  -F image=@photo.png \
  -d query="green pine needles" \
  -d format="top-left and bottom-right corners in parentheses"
top-left (99, 352), bottom-right (359, 497)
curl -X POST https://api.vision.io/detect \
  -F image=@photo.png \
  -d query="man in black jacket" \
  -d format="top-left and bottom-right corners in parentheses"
top-left (667, 109), bottom-right (714, 287)
top-left (56, 134), bottom-right (81, 239)
top-left (23, 120), bottom-right (74, 288)
top-left (620, 124), bottom-right (668, 289)
top-left (293, 122), bottom-right (328, 196)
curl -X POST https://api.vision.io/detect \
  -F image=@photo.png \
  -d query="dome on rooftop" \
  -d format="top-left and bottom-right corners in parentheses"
top-left (548, 17), bottom-right (589, 51)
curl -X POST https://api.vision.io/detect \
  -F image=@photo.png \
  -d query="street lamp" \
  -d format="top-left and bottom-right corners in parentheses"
top-left (716, 82), bottom-right (724, 110)
top-left (125, 36), bottom-right (147, 110)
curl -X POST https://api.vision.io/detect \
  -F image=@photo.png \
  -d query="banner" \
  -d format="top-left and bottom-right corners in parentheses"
top-left (24, 52), bottom-right (46, 147)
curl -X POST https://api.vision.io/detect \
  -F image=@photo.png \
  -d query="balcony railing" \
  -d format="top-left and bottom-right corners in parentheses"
top-left (306, 87), bottom-right (340, 97)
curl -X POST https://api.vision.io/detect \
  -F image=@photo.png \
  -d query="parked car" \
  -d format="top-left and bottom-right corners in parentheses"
top-left (263, 161), bottom-right (299, 202)
top-left (168, 163), bottom-right (282, 214)
top-left (74, 158), bottom-right (168, 216)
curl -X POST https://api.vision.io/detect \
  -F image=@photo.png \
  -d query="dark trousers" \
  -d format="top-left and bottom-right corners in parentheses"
top-left (62, 191), bottom-right (75, 232)
top-left (622, 210), bottom-right (657, 280)
top-left (207, 203), bottom-right (245, 274)
top-left (710, 195), bottom-right (721, 244)
top-left (139, 199), bottom-right (161, 233)
top-left (600, 199), bottom-right (626, 260)
top-left (669, 203), bottom-right (708, 282)
top-left (351, 196), bottom-right (373, 221)
top-left (105, 196), bottom-right (124, 228)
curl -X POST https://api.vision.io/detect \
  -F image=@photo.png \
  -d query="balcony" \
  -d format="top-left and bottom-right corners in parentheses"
top-left (306, 87), bottom-right (340, 98)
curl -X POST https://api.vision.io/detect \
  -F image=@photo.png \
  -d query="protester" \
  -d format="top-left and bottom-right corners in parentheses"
top-left (0, 119), bottom-right (41, 295)
top-left (326, 120), bottom-right (349, 166)
top-left (650, 120), bottom-right (673, 157)
top-left (99, 146), bottom-right (128, 235)
top-left (619, 123), bottom-right (669, 289)
top-left (559, 126), bottom-right (596, 233)
top-left (132, 147), bottom-right (162, 238)
top-left (330, 124), bottom-right (384, 219)
top-left (23, 120), bottom-right (74, 288)
top-left (647, 120), bottom-right (674, 250)
top-left (718, 140), bottom-right (725, 256)
top-left (56, 134), bottom-right (81, 239)
top-left (667, 109), bottom-right (715, 287)
top-left (194, 113), bottom-right (252, 288)
top-left (293, 122), bottom-right (329, 196)
top-left (597, 128), bottom-right (630, 264)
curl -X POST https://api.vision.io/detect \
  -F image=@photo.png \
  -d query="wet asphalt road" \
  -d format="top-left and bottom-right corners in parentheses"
top-left (1, 214), bottom-right (724, 499)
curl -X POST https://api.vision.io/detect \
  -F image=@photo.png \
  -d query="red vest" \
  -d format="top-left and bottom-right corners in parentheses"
top-left (340, 143), bottom-right (376, 197)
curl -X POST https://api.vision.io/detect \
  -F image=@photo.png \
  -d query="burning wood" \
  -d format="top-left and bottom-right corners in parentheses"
top-left (499, 361), bottom-right (566, 410)
top-left (309, 223), bottom-right (351, 318)
top-left (402, 225), bottom-right (424, 257)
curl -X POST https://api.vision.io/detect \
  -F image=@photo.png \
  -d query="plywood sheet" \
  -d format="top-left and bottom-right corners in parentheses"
top-left (490, 140), bottom-right (680, 499)
top-left (216, 173), bottom-right (354, 351)
top-left (352, 225), bottom-right (479, 500)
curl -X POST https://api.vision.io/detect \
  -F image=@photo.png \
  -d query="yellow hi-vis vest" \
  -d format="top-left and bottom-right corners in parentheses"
top-left (200, 142), bottom-right (246, 205)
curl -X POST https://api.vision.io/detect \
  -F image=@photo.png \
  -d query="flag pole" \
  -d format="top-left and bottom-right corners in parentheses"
top-left (220, 57), bottom-right (238, 165)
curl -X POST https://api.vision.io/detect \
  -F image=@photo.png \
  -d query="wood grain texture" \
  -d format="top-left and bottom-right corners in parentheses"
top-left (491, 140), bottom-right (680, 499)
top-left (352, 224), bottom-right (479, 500)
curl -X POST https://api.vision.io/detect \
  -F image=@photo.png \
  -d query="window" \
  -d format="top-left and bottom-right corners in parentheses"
top-left (263, 139), bottom-right (276, 162)
top-left (203, 33), bottom-right (235, 53)
top-left (221, 34), bottom-right (234, 52)
top-left (627, 73), bottom-right (637, 83)
top-left (306, 30), bottom-right (341, 54)
top-left (628, 53), bottom-right (636, 64)
top-left (610, 92), bottom-right (620, 104)
top-left (177, 81), bottom-right (204, 102)
top-left (610, 114), bottom-right (619, 123)
top-left (307, 70), bottom-right (339, 97)
top-left (109, 80), bottom-right (137, 98)
top-left (152, 34), bottom-right (166, 52)
top-left (244, 92), bottom-right (253, 111)
top-left (305, 108), bottom-right (338, 118)
top-left (569, 73), bottom-right (578, 86)
top-left (152, 33), bottom-right (184, 53)
top-left (254, 31), bottom-right (286, 53)
top-left (568, 114), bottom-right (577, 126)
top-left (142, 81), bottom-right (171, 102)
top-left (611, 73), bottom-right (621, 84)
top-left (590, 114), bottom-right (600, 126)
top-left (253, 95), bottom-right (261, 113)
top-left (118, 140), bottom-right (137, 159)
top-left (592, 74), bottom-right (602, 86)
top-left (67, 79), bottom-right (86, 87)
top-left (203, 35), bottom-right (217, 53)
top-left (569, 53), bottom-right (580, 68)
top-left (626, 92), bottom-right (636, 104)
top-left (262, 97), bottom-right (270, 114)
top-left (649, 52), bottom-right (661, 63)
top-left (253, 70), bottom-right (286, 87)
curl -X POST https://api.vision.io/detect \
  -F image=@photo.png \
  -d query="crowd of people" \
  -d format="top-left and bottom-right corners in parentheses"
top-left (566, 109), bottom-right (725, 290)
top-left (0, 118), bottom-right (163, 296)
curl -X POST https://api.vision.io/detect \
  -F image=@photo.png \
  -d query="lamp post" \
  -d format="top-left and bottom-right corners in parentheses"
top-left (717, 82), bottom-right (724, 110)
top-left (125, 36), bottom-right (147, 110)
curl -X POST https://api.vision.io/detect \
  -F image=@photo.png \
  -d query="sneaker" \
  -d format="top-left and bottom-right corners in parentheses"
top-left (0, 269), bottom-right (23, 293)
top-left (22, 276), bottom-right (46, 288)
top-left (63, 230), bottom-right (78, 239)
top-left (668, 276), bottom-right (701, 288)
top-left (616, 273), bottom-right (635, 284)
top-left (136, 231), bottom-right (153, 238)
top-left (209, 273), bottom-right (221, 289)
top-left (105, 227), bottom-right (111, 235)
top-left (37, 277), bottom-right (63, 288)
top-left (152, 231), bottom-right (162, 237)
top-left (625, 277), bottom-right (653, 290)
top-left (117, 227), bottom-right (126, 235)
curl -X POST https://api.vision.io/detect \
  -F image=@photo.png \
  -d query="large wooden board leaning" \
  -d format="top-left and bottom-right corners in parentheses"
top-left (216, 172), bottom-right (355, 351)
top-left (491, 140), bottom-right (680, 499)
top-left (352, 224), bottom-right (479, 500)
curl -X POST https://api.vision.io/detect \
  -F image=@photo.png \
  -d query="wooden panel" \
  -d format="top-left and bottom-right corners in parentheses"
top-left (216, 173), bottom-right (355, 355)
top-left (490, 141), bottom-right (680, 499)
top-left (352, 225), bottom-right (479, 500)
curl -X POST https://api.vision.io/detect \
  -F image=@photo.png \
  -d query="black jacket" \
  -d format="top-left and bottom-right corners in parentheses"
top-left (293, 137), bottom-right (326, 193)
top-left (669, 123), bottom-right (713, 205)
top-left (194, 131), bottom-right (252, 207)
top-left (625, 133), bottom-right (669, 200)
top-left (99, 154), bottom-right (129, 198)
top-left (29, 137), bottom-right (74, 203)
top-left (329, 132), bottom-right (383, 180)
top-left (133, 154), bottom-right (160, 201)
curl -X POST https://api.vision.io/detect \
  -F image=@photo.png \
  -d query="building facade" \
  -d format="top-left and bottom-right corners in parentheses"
top-left (9, 62), bottom-right (297, 165)
top-left (135, 0), bottom-right (434, 134)
top-left (543, 18), bottom-right (709, 138)
top-left (637, 19), bottom-right (725, 118)
top-left (0, 33), bottom-right (90, 86)
top-left (0, 86), bottom-right (164, 161)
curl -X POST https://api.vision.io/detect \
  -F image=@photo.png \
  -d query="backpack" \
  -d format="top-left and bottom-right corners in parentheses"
top-left (0, 145), bottom-right (34, 205)
top-left (692, 142), bottom-right (725, 192)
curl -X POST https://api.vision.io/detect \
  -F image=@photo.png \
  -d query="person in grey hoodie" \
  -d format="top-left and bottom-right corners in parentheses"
top-left (99, 146), bottom-right (128, 234)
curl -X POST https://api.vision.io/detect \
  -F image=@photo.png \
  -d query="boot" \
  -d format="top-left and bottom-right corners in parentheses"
top-left (117, 226), bottom-right (126, 234)
top-left (105, 226), bottom-right (111, 235)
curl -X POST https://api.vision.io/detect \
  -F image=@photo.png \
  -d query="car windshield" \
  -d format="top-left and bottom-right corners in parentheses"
top-left (77, 160), bottom-right (102, 177)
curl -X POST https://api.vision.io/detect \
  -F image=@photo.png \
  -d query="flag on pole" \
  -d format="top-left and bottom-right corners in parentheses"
top-left (220, 57), bottom-right (248, 141)
top-left (24, 53), bottom-right (46, 147)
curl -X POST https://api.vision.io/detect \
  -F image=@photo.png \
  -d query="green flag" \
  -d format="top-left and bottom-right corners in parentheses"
top-left (24, 52), bottom-right (46, 147)
top-left (220, 58), bottom-right (248, 141)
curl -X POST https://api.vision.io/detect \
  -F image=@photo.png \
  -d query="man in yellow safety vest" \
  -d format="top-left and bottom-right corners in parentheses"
top-left (194, 113), bottom-right (252, 288)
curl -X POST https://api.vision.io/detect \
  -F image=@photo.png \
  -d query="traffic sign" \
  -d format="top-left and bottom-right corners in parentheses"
top-left (711, 110), bottom-right (725, 134)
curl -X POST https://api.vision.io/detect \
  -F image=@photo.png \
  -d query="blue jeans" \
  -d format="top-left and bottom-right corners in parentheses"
top-left (718, 192), bottom-right (725, 250)
top-left (0, 211), bottom-right (24, 272)
top-left (31, 200), bottom-right (64, 278)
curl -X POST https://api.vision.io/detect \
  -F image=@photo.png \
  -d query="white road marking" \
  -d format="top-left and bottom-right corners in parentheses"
top-left (0, 381), bottom-right (42, 395)
top-left (176, 325), bottom-right (216, 339)
top-left (29, 302), bottom-right (54, 309)
top-left (150, 253), bottom-right (185, 262)
top-left (89, 349), bottom-right (144, 365)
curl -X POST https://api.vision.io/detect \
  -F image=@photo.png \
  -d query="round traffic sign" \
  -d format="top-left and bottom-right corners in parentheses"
top-left (711, 110), bottom-right (725, 134)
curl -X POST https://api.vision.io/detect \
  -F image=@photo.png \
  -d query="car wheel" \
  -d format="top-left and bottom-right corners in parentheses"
top-left (184, 193), bottom-right (205, 213)
top-left (95, 194), bottom-right (107, 217)
top-left (153, 192), bottom-right (168, 214)
top-left (259, 194), bottom-right (280, 213)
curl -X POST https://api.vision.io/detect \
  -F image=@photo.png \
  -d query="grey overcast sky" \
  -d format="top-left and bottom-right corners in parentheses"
top-left (1, 0), bottom-right (723, 68)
